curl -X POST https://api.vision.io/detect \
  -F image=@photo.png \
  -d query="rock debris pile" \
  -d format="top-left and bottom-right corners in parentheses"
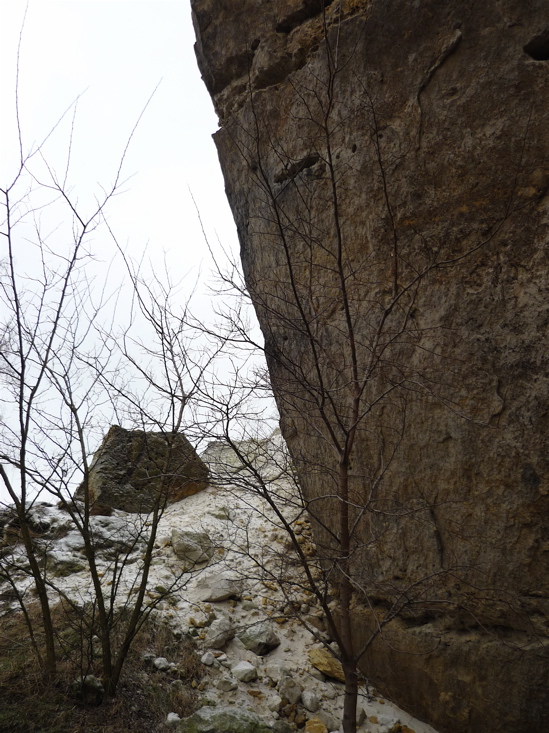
top-left (0, 435), bottom-right (437, 733)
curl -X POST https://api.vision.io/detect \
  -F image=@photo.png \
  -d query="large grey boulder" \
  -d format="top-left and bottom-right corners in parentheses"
top-left (75, 425), bottom-right (209, 513)
top-left (237, 621), bottom-right (280, 656)
top-left (176, 706), bottom-right (283, 733)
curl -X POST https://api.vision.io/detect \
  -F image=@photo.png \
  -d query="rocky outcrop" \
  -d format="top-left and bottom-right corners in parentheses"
top-left (76, 425), bottom-right (209, 513)
top-left (191, 1), bottom-right (549, 731)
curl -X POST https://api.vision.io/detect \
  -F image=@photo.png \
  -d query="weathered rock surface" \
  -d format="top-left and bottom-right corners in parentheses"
top-left (75, 425), bottom-right (209, 513)
top-left (192, 1), bottom-right (549, 731)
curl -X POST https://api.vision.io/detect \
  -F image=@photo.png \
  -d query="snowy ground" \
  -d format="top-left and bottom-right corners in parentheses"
top-left (0, 436), bottom-right (439, 733)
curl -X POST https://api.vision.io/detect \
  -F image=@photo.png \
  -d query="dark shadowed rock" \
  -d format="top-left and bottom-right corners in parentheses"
top-left (75, 425), bottom-right (209, 513)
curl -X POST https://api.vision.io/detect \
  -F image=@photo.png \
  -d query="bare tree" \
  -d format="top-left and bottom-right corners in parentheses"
top-left (0, 39), bottom-right (216, 694)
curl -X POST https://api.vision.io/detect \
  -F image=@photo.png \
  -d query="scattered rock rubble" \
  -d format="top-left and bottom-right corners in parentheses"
top-left (0, 435), bottom-right (438, 733)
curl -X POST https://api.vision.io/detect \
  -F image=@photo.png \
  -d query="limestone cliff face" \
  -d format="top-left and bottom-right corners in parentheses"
top-left (191, 1), bottom-right (549, 731)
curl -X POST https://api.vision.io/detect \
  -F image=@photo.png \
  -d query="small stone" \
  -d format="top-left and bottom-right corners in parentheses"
top-left (201, 652), bottom-right (215, 666)
top-left (278, 675), bottom-right (302, 705)
top-left (217, 676), bottom-right (238, 691)
top-left (238, 621), bottom-right (280, 655)
top-left (309, 667), bottom-right (325, 681)
top-left (304, 614), bottom-right (325, 632)
top-left (194, 572), bottom-right (242, 602)
top-left (204, 616), bottom-right (235, 649)
top-left (315, 711), bottom-right (339, 732)
top-left (377, 712), bottom-right (398, 726)
top-left (302, 689), bottom-right (321, 713)
top-left (153, 657), bottom-right (171, 671)
top-left (307, 649), bottom-right (345, 682)
top-left (267, 694), bottom-right (284, 712)
top-left (171, 529), bottom-right (215, 570)
top-left (265, 663), bottom-right (290, 684)
top-left (208, 505), bottom-right (234, 520)
top-left (166, 712), bottom-right (181, 727)
top-left (304, 719), bottom-right (328, 733)
top-left (231, 660), bottom-right (258, 682)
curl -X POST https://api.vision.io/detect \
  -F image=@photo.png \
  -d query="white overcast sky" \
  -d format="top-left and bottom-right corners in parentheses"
top-left (0, 1), bottom-right (271, 504)
top-left (0, 0), bottom-right (238, 300)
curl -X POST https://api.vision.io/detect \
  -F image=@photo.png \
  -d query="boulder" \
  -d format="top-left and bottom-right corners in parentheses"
top-left (172, 530), bottom-right (215, 570)
top-left (176, 706), bottom-right (275, 733)
top-left (75, 425), bottom-right (208, 513)
top-left (237, 621), bottom-right (280, 655)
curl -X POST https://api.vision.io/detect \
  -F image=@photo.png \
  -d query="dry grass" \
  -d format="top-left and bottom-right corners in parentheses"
top-left (0, 602), bottom-right (202, 733)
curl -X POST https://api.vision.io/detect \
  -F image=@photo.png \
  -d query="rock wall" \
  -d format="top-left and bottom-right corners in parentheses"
top-left (191, 1), bottom-right (549, 730)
